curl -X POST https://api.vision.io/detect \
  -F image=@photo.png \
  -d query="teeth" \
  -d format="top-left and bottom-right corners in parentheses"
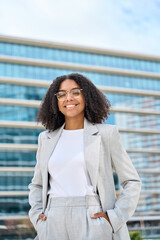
top-left (66, 105), bottom-right (75, 108)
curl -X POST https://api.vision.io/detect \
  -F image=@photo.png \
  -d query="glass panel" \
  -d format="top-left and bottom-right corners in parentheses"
top-left (128, 152), bottom-right (160, 171)
top-left (1, 42), bottom-right (160, 73)
top-left (0, 150), bottom-right (36, 167)
top-left (0, 172), bottom-right (33, 191)
top-left (1, 63), bottom-right (160, 90)
top-left (0, 84), bottom-right (47, 100)
top-left (0, 128), bottom-right (42, 144)
top-left (0, 196), bottom-right (30, 215)
top-left (0, 106), bottom-right (38, 121)
top-left (120, 133), bottom-right (160, 150)
top-left (107, 113), bottom-right (160, 129)
top-left (137, 175), bottom-right (160, 212)
top-left (106, 93), bottom-right (160, 111)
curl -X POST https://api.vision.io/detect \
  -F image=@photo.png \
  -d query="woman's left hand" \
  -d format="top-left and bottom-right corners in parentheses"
top-left (91, 211), bottom-right (112, 227)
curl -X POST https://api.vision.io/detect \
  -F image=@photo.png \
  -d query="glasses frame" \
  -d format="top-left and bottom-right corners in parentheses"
top-left (55, 88), bottom-right (83, 101)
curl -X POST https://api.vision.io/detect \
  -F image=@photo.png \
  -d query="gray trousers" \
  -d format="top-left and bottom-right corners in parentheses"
top-left (36, 194), bottom-right (113, 240)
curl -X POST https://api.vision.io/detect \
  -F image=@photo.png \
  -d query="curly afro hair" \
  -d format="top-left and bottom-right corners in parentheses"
top-left (37, 73), bottom-right (111, 131)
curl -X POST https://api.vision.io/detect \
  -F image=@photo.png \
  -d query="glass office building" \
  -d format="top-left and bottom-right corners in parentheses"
top-left (0, 35), bottom-right (160, 239)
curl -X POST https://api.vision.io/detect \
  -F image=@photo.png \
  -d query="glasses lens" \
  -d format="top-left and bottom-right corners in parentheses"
top-left (57, 91), bottom-right (66, 100)
top-left (70, 88), bottom-right (81, 97)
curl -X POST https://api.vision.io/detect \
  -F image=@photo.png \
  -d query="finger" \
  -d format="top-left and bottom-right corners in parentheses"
top-left (42, 216), bottom-right (47, 221)
top-left (39, 214), bottom-right (47, 221)
top-left (91, 212), bottom-right (103, 218)
top-left (41, 215), bottom-right (47, 221)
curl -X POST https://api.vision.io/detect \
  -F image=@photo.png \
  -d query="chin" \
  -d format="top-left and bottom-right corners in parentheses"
top-left (65, 114), bottom-right (78, 118)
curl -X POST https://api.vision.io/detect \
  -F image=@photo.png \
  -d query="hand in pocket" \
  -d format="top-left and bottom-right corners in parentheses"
top-left (37, 213), bottom-right (47, 223)
top-left (91, 211), bottom-right (112, 228)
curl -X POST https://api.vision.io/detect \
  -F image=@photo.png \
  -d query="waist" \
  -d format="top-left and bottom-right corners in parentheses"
top-left (47, 194), bottom-right (101, 209)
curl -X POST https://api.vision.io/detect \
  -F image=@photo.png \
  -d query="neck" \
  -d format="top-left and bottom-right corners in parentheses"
top-left (64, 117), bottom-right (84, 130)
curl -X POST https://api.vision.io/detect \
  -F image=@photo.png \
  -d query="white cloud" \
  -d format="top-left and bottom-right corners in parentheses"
top-left (0, 0), bottom-right (160, 55)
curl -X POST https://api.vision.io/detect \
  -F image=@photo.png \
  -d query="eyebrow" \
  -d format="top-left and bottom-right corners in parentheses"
top-left (58, 87), bottom-right (80, 92)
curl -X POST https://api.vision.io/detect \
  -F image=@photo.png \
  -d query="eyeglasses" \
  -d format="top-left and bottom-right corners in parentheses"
top-left (55, 88), bottom-right (83, 101)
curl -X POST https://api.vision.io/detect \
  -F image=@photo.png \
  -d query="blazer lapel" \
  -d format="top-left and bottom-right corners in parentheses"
top-left (84, 119), bottom-right (101, 193)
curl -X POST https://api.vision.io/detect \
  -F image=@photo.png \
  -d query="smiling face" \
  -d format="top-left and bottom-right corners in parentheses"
top-left (57, 79), bottom-right (85, 121)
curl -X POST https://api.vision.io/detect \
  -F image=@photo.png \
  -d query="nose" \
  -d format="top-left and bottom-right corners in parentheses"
top-left (65, 91), bottom-right (73, 101)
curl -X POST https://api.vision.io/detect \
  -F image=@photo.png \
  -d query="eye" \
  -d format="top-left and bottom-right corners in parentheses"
top-left (73, 91), bottom-right (80, 95)
top-left (72, 89), bottom-right (80, 96)
top-left (59, 93), bottom-right (66, 97)
top-left (57, 92), bottom-right (66, 98)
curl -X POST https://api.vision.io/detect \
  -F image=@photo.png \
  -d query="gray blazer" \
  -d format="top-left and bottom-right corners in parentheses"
top-left (28, 118), bottom-right (141, 240)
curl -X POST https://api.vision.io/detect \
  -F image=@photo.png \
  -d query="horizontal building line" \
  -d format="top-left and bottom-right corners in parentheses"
top-left (0, 215), bottom-right (28, 220)
top-left (1, 120), bottom-right (160, 134)
top-left (0, 98), bottom-right (160, 115)
top-left (1, 55), bottom-right (160, 79)
top-left (111, 107), bottom-right (160, 115)
top-left (134, 212), bottom-right (160, 217)
top-left (141, 190), bottom-right (160, 194)
top-left (0, 97), bottom-right (40, 107)
top-left (0, 167), bottom-right (159, 174)
top-left (0, 191), bottom-right (29, 196)
top-left (118, 128), bottom-right (160, 134)
top-left (129, 216), bottom-right (160, 222)
top-left (1, 76), bottom-right (160, 97)
top-left (137, 169), bottom-right (160, 174)
top-left (0, 34), bottom-right (160, 62)
top-left (127, 149), bottom-right (160, 153)
top-left (0, 76), bottom-right (51, 87)
top-left (0, 167), bottom-right (34, 172)
top-left (98, 85), bottom-right (160, 97)
top-left (0, 143), bottom-right (160, 153)
top-left (0, 144), bottom-right (37, 151)
top-left (0, 120), bottom-right (44, 129)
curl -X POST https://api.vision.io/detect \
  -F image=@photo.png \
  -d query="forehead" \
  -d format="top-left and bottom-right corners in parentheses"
top-left (58, 79), bottom-right (80, 90)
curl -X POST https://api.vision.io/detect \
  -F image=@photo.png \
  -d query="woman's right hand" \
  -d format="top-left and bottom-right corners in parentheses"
top-left (37, 213), bottom-right (47, 223)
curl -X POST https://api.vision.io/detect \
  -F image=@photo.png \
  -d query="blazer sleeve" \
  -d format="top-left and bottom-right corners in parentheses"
top-left (106, 125), bottom-right (142, 233)
top-left (28, 132), bottom-right (43, 230)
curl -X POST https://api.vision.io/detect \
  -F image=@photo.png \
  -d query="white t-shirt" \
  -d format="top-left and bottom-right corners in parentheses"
top-left (48, 128), bottom-right (96, 197)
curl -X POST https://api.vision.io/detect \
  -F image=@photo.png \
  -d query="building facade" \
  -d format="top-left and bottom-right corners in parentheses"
top-left (0, 35), bottom-right (160, 239)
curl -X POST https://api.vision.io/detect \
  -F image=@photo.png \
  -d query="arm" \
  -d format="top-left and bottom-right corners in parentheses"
top-left (28, 133), bottom-right (43, 230)
top-left (107, 126), bottom-right (142, 233)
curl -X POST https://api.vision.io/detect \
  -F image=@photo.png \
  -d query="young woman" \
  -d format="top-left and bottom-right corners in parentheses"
top-left (28, 73), bottom-right (141, 240)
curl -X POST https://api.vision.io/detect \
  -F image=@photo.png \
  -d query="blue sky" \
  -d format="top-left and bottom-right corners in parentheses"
top-left (0, 0), bottom-right (160, 55)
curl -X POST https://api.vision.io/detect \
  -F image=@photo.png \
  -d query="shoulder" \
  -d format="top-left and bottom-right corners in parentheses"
top-left (38, 130), bottom-right (50, 141)
top-left (95, 124), bottom-right (119, 140)
top-left (38, 126), bottom-right (62, 141)
top-left (95, 124), bottom-right (120, 145)
top-left (39, 130), bottom-right (48, 137)
top-left (96, 123), bottom-right (118, 133)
